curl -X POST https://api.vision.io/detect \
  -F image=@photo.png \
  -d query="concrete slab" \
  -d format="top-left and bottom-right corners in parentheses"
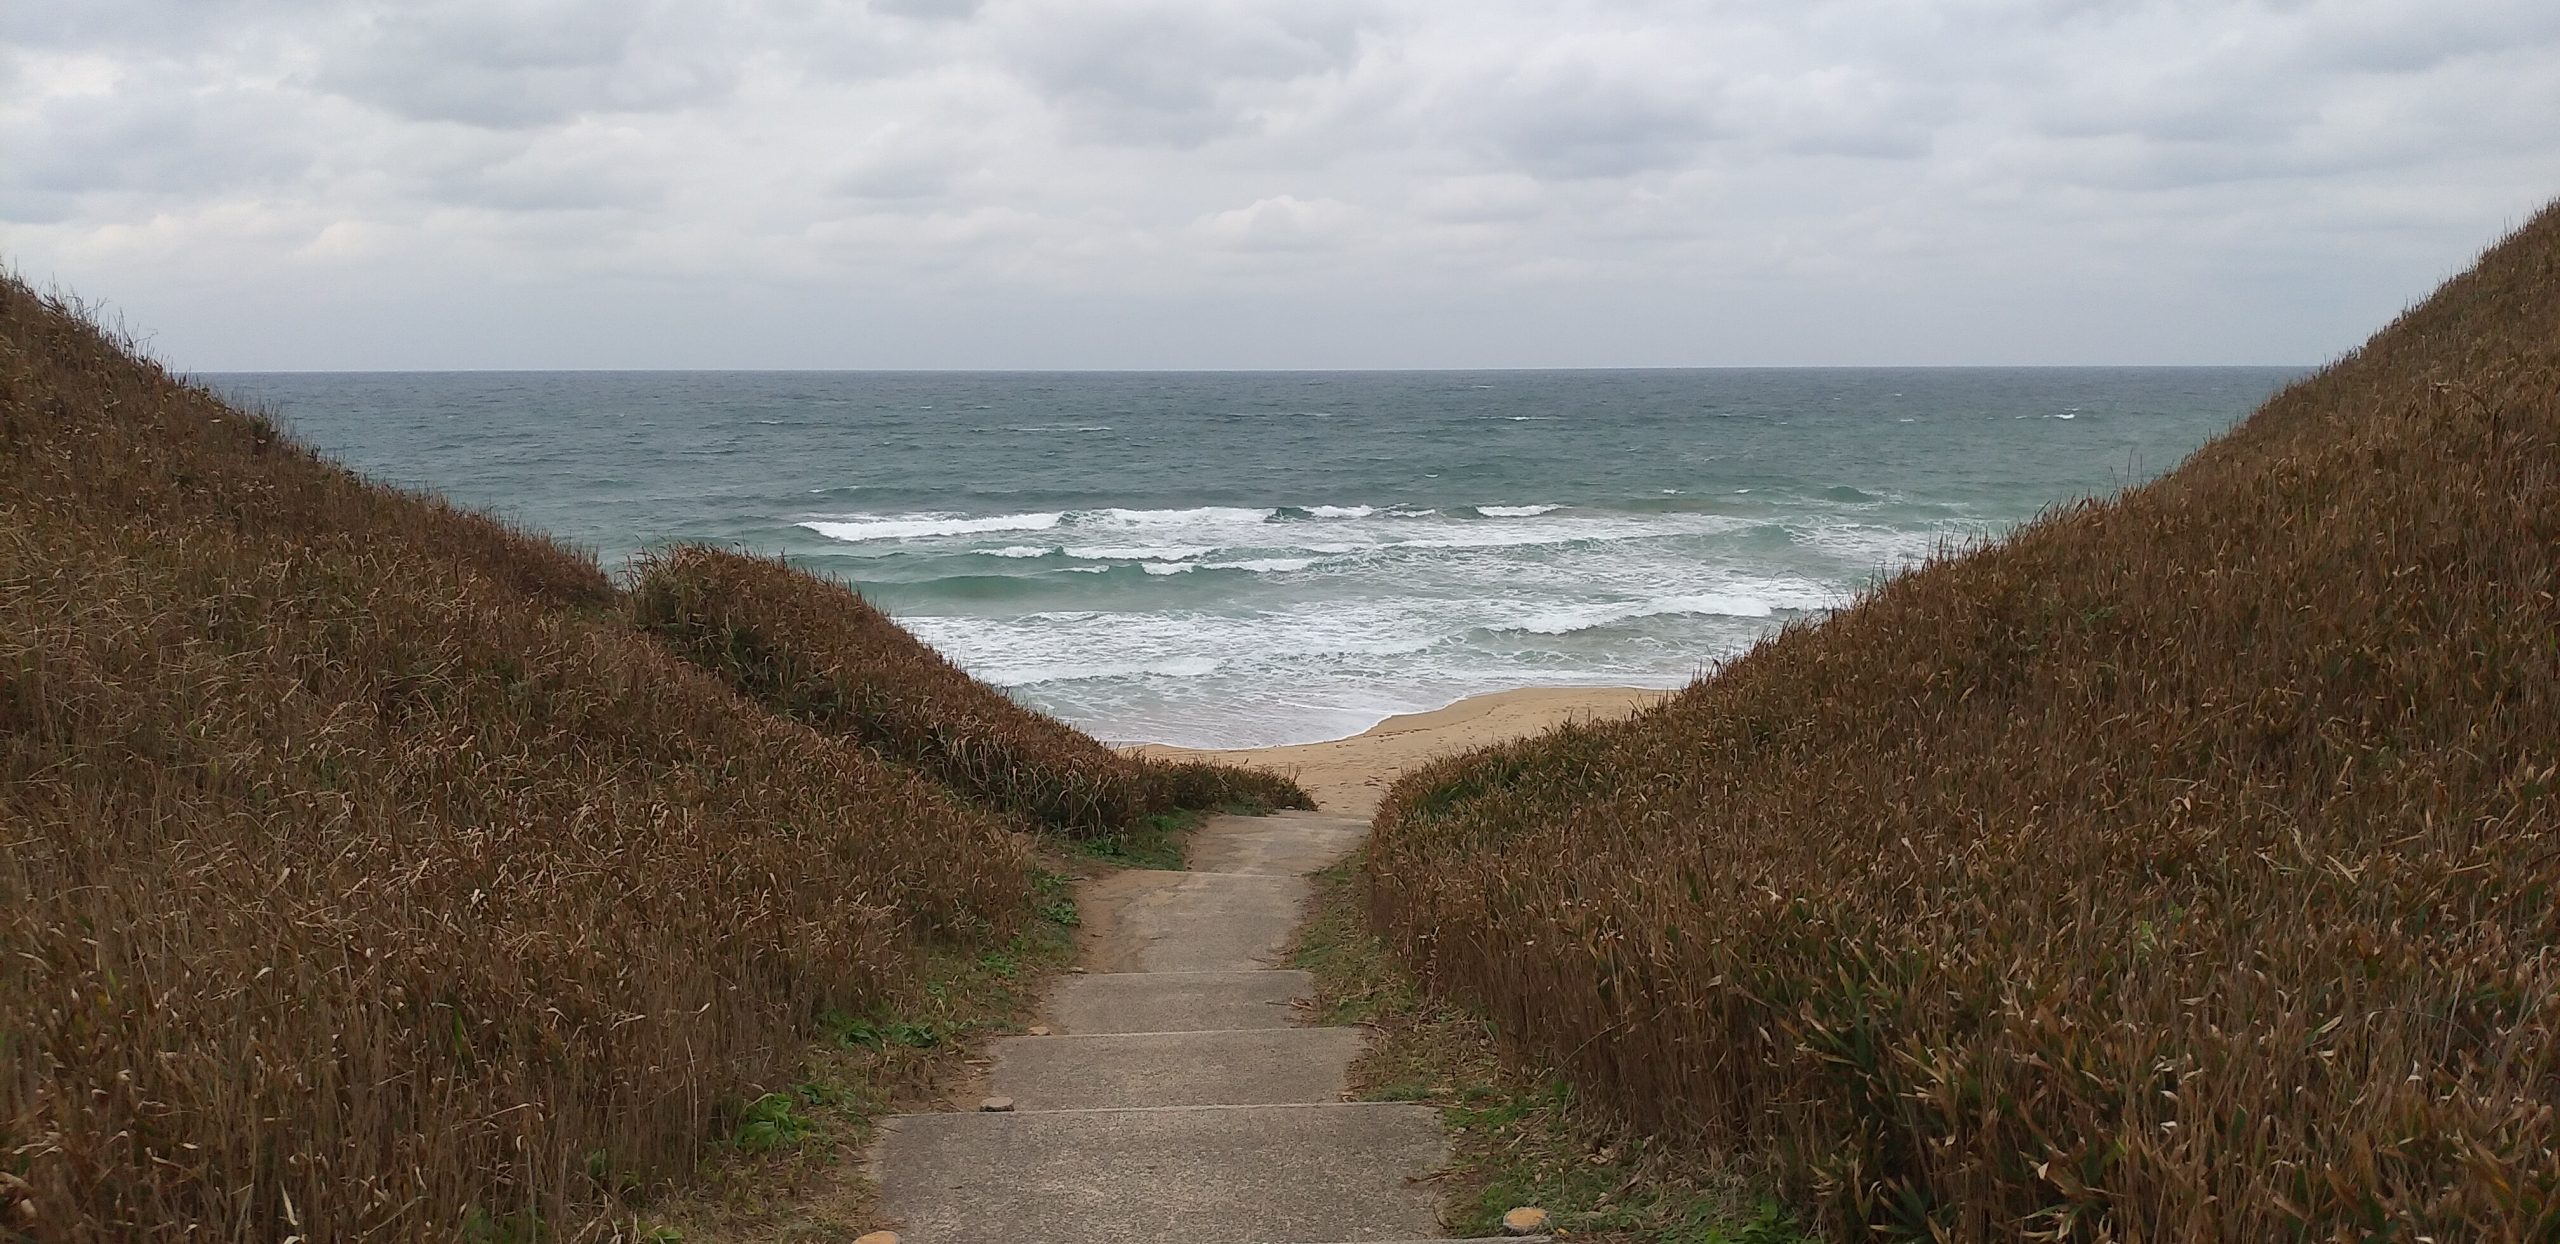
top-left (990, 1027), bottom-right (1362, 1109)
top-left (873, 1103), bottom-right (1449, 1244)
top-left (1189, 813), bottom-right (1370, 877)
top-left (1048, 970), bottom-right (1312, 1034)
top-left (1078, 870), bottom-right (1308, 972)
top-left (1266, 811), bottom-right (1376, 831)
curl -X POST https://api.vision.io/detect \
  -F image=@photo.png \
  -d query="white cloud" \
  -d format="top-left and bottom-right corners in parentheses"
top-left (1191, 194), bottom-right (1359, 251)
top-left (0, 0), bottom-right (2554, 368)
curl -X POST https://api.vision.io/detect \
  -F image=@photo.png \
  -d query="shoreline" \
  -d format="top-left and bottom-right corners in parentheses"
top-left (1130, 684), bottom-right (1670, 816)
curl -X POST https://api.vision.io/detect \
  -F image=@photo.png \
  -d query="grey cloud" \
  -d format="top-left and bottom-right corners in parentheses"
top-left (2015, 13), bottom-right (2560, 193)
top-left (310, 2), bottom-right (739, 128)
top-left (430, 151), bottom-right (666, 213)
top-left (833, 155), bottom-right (960, 202)
top-left (1002, 1), bottom-right (1364, 146)
top-left (1778, 129), bottom-right (1932, 160)
top-left (2035, 79), bottom-right (2319, 148)
top-left (1477, 66), bottom-right (1718, 179)
top-left (1737, 72), bottom-right (1941, 161)
top-left (0, 80), bottom-right (314, 201)
top-left (4, 0), bottom-right (2556, 369)
top-left (1409, 175), bottom-right (1544, 223)
top-left (2051, 136), bottom-right (2397, 193)
top-left (0, 0), bottom-right (340, 50)
top-left (2278, 0), bottom-right (2560, 76)
top-left (871, 0), bottom-right (984, 22)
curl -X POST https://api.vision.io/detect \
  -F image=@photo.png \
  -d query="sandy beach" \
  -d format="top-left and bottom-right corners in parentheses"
top-left (1133, 685), bottom-right (1670, 817)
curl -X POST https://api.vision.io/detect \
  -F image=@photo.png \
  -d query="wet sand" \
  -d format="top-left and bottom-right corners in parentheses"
top-left (1133, 685), bottom-right (1670, 817)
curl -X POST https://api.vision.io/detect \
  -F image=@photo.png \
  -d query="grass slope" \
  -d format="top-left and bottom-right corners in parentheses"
top-left (0, 281), bottom-right (1045, 1240)
top-left (1293, 853), bottom-right (1808, 1244)
top-left (633, 545), bottom-right (1310, 833)
top-left (1369, 203), bottom-right (2560, 1240)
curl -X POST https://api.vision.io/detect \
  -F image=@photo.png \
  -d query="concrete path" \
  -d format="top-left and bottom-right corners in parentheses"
top-left (871, 811), bottom-right (1483, 1244)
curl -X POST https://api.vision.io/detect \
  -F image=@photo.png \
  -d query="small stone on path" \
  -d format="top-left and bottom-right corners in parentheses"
top-left (1502, 1205), bottom-right (1552, 1235)
top-left (854, 1233), bottom-right (898, 1244)
top-left (978, 1096), bottom-right (1014, 1113)
top-left (1027, 1025), bottom-right (1052, 1036)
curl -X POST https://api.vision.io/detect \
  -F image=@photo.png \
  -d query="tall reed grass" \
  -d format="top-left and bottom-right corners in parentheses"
top-left (633, 545), bottom-right (1309, 832)
top-left (1368, 203), bottom-right (2560, 1240)
top-left (0, 279), bottom-right (1037, 1239)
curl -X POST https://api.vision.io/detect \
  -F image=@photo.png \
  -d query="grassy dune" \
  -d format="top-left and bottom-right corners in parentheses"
top-left (0, 279), bottom-right (1281, 1239)
top-left (1369, 203), bottom-right (2560, 1240)
top-left (634, 545), bottom-right (1310, 832)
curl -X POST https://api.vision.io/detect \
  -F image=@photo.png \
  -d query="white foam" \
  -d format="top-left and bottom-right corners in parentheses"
top-left (896, 505), bottom-right (1739, 564)
top-left (1393, 525), bottom-right (1632, 551)
top-left (1657, 592), bottom-right (1777, 619)
top-left (854, 502), bottom-right (1946, 747)
top-left (905, 601), bottom-right (1447, 680)
top-left (1301, 511), bottom-right (1750, 555)
top-left (1503, 591), bottom-right (1797, 636)
top-left (802, 512), bottom-right (1062, 541)
top-left (803, 505), bottom-right (1288, 546)
top-left (1089, 506), bottom-right (1275, 528)
top-left (1797, 523), bottom-right (1970, 569)
top-left (1066, 544), bottom-right (1216, 562)
top-left (1209, 557), bottom-right (1319, 573)
top-left (976, 655), bottom-right (1224, 686)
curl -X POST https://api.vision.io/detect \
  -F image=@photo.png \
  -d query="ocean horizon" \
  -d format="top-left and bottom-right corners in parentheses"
top-left (213, 366), bottom-right (2300, 748)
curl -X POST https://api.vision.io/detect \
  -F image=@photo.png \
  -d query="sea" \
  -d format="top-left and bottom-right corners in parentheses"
top-left (211, 368), bottom-right (2298, 748)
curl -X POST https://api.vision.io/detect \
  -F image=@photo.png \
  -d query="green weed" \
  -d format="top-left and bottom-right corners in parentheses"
top-left (728, 1093), bottom-right (814, 1154)
top-left (1069, 810), bottom-right (1197, 871)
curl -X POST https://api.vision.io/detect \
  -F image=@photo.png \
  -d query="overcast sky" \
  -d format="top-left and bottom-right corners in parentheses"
top-left (4, 1), bottom-right (2556, 370)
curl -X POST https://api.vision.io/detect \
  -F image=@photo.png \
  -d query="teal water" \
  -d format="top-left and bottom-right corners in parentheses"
top-left (214, 368), bottom-right (2296, 746)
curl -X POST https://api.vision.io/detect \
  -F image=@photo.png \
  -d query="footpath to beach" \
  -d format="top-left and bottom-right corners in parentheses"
top-left (871, 810), bottom-right (1480, 1243)
top-left (865, 688), bottom-right (1657, 1243)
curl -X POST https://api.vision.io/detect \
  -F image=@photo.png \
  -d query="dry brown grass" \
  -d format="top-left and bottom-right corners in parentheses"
top-left (0, 279), bottom-right (1041, 1240)
top-left (632, 545), bottom-right (1309, 833)
top-left (1369, 202), bottom-right (2560, 1241)
top-left (1293, 852), bottom-right (1796, 1243)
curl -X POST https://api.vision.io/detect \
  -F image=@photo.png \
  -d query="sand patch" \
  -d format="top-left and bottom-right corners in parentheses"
top-left (1132, 685), bottom-right (1668, 817)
